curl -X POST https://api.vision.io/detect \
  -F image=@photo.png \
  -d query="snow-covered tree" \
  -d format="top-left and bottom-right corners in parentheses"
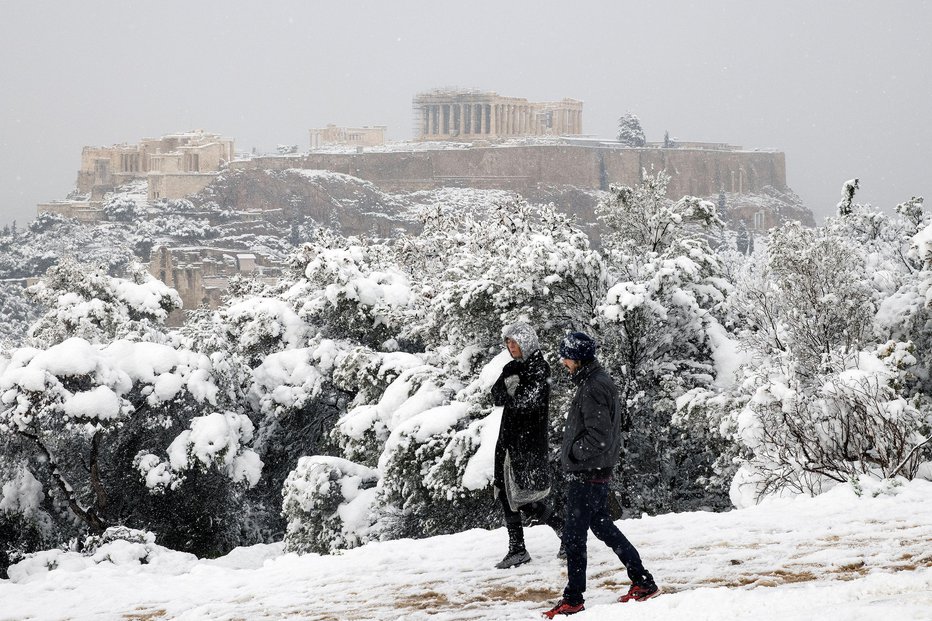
top-left (595, 171), bottom-right (733, 513)
top-left (0, 265), bottom-right (261, 564)
top-left (399, 199), bottom-right (607, 353)
top-left (286, 230), bottom-right (409, 349)
top-left (0, 337), bottom-right (261, 551)
top-left (617, 113), bottom-right (646, 147)
top-left (0, 283), bottom-right (40, 349)
top-left (26, 259), bottom-right (181, 347)
top-left (0, 214), bottom-right (135, 280)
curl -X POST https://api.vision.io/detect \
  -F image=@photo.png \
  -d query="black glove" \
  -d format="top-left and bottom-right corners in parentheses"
top-left (501, 359), bottom-right (522, 376)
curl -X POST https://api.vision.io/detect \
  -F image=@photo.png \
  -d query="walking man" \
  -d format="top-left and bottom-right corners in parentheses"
top-left (543, 332), bottom-right (658, 618)
top-left (491, 321), bottom-right (564, 569)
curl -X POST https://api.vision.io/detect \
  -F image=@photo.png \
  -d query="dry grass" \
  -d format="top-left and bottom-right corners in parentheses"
top-left (122, 610), bottom-right (167, 621)
top-left (477, 584), bottom-right (560, 603)
top-left (395, 589), bottom-right (451, 610)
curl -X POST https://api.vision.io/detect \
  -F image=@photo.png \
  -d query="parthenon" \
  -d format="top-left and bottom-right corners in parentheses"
top-left (413, 89), bottom-right (583, 141)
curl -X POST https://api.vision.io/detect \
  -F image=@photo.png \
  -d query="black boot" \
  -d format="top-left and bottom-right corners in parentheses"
top-left (496, 523), bottom-right (531, 569)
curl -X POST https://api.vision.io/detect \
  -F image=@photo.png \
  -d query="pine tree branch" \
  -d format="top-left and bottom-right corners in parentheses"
top-left (19, 429), bottom-right (107, 534)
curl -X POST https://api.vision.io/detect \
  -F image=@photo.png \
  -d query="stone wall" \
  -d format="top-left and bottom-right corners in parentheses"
top-left (231, 144), bottom-right (787, 199)
top-left (148, 172), bottom-right (220, 202)
top-left (310, 125), bottom-right (387, 148)
top-left (36, 201), bottom-right (104, 223)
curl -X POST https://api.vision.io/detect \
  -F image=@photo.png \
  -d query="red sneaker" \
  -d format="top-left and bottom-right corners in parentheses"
top-left (618, 583), bottom-right (660, 602)
top-left (542, 599), bottom-right (585, 618)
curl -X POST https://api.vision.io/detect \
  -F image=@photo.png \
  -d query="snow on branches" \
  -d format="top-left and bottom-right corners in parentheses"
top-left (26, 259), bottom-right (181, 347)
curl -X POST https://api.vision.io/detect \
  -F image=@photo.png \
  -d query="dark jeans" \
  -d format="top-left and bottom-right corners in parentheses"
top-left (562, 479), bottom-right (653, 604)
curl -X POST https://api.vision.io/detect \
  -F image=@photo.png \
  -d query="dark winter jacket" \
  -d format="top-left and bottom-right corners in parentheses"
top-left (560, 360), bottom-right (623, 473)
top-left (491, 349), bottom-right (551, 491)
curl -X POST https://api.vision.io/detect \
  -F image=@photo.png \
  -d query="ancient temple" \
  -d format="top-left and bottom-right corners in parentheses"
top-left (413, 89), bottom-right (583, 141)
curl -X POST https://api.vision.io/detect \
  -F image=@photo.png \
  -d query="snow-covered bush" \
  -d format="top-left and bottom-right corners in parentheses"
top-left (5, 526), bottom-right (199, 583)
top-left (135, 410), bottom-right (262, 492)
top-left (220, 296), bottom-right (309, 365)
top-left (704, 183), bottom-right (932, 506)
top-left (282, 456), bottom-right (379, 554)
top-left (766, 221), bottom-right (875, 370)
top-left (286, 230), bottom-right (410, 347)
top-left (331, 347), bottom-right (423, 405)
top-left (400, 199), bottom-right (606, 352)
top-left (102, 196), bottom-right (142, 222)
top-left (136, 214), bottom-right (216, 243)
top-left (180, 281), bottom-right (361, 544)
top-left (374, 400), bottom-right (484, 538)
top-left (332, 362), bottom-right (450, 466)
top-left (26, 259), bottom-right (181, 347)
top-left (0, 215), bottom-right (135, 280)
top-left (730, 341), bottom-right (930, 506)
top-left (247, 338), bottom-right (352, 499)
top-left (283, 352), bottom-right (505, 552)
top-left (28, 212), bottom-right (72, 234)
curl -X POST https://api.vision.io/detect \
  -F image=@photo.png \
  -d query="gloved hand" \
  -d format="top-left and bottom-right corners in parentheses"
top-left (501, 360), bottom-right (522, 375)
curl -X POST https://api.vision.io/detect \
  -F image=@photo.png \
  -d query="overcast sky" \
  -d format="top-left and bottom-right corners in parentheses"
top-left (1, 0), bottom-right (930, 227)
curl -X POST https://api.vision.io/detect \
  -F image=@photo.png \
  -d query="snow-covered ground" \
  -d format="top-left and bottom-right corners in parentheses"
top-left (2, 478), bottom-right (930, 621)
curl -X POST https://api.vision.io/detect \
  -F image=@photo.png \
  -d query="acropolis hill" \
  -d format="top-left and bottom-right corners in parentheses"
top-left (32, 89), bottom-right (813, 312)
top-left (39, 89), bottom-right (810, 231)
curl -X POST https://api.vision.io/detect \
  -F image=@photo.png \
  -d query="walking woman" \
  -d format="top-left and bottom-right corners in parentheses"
top-left (491, 321), bottom-right (564, 569)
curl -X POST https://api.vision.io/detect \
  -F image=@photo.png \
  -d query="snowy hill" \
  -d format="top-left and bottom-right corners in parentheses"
top-left (2, 478), bottom-right (930, 620)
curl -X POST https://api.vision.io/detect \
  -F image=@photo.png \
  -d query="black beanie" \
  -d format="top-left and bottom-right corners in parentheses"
top-left (559, 332), bottom-right (597, 362)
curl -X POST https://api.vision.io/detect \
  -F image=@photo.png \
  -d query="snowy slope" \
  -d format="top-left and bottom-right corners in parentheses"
top-left (1, 478), bottom-right (930, 620)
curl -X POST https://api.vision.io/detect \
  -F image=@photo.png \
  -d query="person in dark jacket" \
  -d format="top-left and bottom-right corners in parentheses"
top-left (543, 332), bottom-right (658, 619)
top-left (491, 321), bottom-right (564, 569)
